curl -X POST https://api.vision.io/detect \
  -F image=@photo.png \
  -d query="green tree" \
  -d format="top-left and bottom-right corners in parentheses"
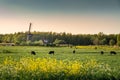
top-left (100, 38), bottom-right (107, 45)
top-left (0, 35), bottom-right (3, 43)
top-left (33, 40), bottom-right (44, 46)
top-left (0, 31), bottom-right (118, 46)
top-left (109, 39), bottom-right (115, 46)
top-left (93, 37), bottom-right (99, 45)
top-left (117, 34), bottom-right (120, 46)
top-left (53, 39), bottom-right (65, 46)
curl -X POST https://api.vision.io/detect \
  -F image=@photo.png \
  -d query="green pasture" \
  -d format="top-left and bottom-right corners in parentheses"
top-left (0, 46), bottom-right (120, 80)
top-left (0, 46), bottom-right (120, 67)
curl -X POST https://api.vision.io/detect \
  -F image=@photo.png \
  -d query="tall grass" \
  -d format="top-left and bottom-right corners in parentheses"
top-left (0, 57), bottom-right (120, 80)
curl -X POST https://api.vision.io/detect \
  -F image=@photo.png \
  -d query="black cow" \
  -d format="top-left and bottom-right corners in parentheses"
top-left (73, 50), bottom-right (75, 54)
top-left (31, 51), bottom-right (36, 55)
top-left (49, 51), bottom-right (54, 55)
top-left (94, 47), bottom-right (97, 49)
top-left (101, 51), bottom-right (104, 55)
top-left (110, 51), bottom-right (117, 55)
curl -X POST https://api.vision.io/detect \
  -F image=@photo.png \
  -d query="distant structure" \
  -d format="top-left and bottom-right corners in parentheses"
top-left (27, 23), bottom-right (32, 41)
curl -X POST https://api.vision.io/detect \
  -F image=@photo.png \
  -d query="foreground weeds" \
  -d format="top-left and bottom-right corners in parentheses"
top-left (0, 57), bottom-right (120, 80)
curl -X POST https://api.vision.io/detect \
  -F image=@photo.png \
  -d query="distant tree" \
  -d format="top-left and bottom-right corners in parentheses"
top-left (93, 37), bottom-right (99, 45)
top-left (117, 34), bottom-right (120, 46)
top-left (33, 40), bottom-right (44, 46)
top-left (0, 35), bottom-right (3, 43)
top-left (20, 42), bottom-right (27, 46)
top-left (109, 39), bottom-right (115, 46)
top-left (13, 32), bottom-right (26, 45)
top-left (98, 32), bottom-right (104, 40)
top-left (100, 38), bottom-right (107, 45)
top-left (26, 41), bottom-right (33, 46)
top-left (2, 34), bottom-right (13, 43)
top-left (53, 39), bottom-right (65, 46)
top-left (0, 31), bottom-right (119, 46)
top-left (97, 32), bottom-right (108, 45)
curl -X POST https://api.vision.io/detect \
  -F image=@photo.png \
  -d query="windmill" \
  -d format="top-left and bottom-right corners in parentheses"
top-left (27, 23), bottom-right (32, 41)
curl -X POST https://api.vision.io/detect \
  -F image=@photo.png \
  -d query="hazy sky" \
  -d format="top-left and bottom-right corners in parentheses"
top-left (0, 0), bottom-right (120, 34)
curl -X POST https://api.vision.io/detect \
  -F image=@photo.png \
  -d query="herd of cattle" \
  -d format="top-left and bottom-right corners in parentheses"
top-left (31, 50), bottom-right (117, 55)
top-left (101, 51), bottom-right (117, 55)
top-left (31, 50), bottom-right (55, 55)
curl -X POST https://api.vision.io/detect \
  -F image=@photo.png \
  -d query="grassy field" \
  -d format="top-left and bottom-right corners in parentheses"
top-left (0, 46), bottom-right (120, 80)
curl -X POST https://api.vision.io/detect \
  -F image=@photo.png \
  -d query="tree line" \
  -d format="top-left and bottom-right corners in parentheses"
top-left (0, 31), bottom-right (120, 46)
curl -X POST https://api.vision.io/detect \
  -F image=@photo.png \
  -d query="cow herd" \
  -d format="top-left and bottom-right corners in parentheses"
top-left (31, 50), bottom-right (55, 55)
top-left (31, 50), bottom-right (117, 55)
top-left (101, 51), bottom-right (117, 55)
top-left (30, 50), bottom-right (76, 55)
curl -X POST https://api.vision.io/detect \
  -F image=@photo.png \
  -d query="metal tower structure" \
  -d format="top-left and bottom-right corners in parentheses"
top-left (27, 23), bottom-right (32, 41)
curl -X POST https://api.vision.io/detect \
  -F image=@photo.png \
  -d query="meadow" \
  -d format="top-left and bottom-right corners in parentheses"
top-left (0, 46), bottom-right (120, 80)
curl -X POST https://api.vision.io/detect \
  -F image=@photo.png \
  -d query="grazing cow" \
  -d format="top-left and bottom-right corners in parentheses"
top-left (31, 51), bottom-right (36, 55)
top-left (110, 51), bottom-right (117, 55)
top-left (94, 47), bottom-right (97, 49)
top-left (49, 51), bottom-right (54, 55)
top-left (101, 51), bottom-right (104, 55)
top-left (73, 50), bottom-right (75, 54)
